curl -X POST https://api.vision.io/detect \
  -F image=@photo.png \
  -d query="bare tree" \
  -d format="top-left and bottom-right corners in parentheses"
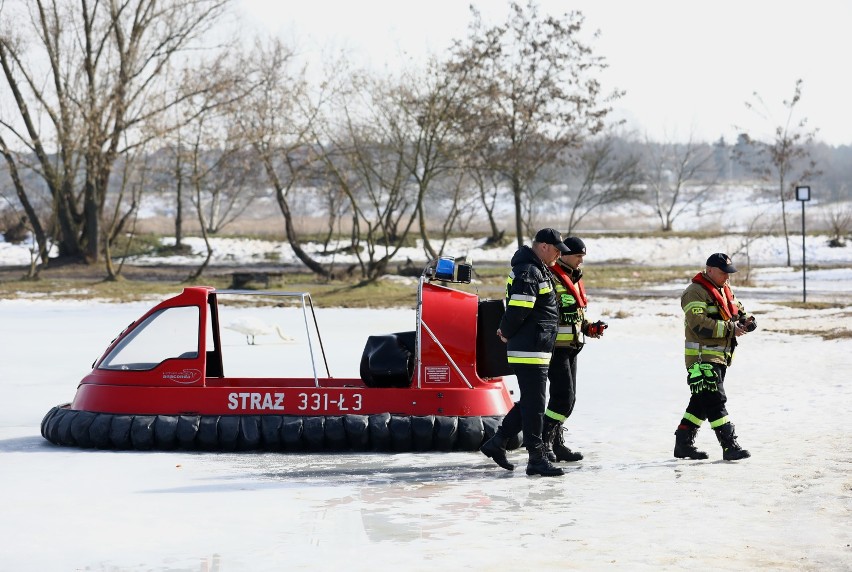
top-left (0, 0), bottom-right (232, 273)
top-left (737, 79), bottom-right (820, 266)
top-left (644, 137), bottom-right (717, 232)
top-left (232, 38), bottom-right (333, 278)
top-left (315, 71), bottom-right (421, 281)
top-left (423, 169), bottom-right (481, 257)
top-left (316, 184), bottom-right (351, 254)
top-left (468, 162), bottom-right (508, 246)
top-left (824, 202), bottom-right (851, 247)
top-left (558, 132), bottom-right (642, 233)
top-left (384, 58), bottom-right (479, 261)
top-left (165, 133), bottom-right (191, 253)
top-left (449, 1), bottom-right (619, 248)
top-left (729, 211), bottom-right (775, 285)
top-left (0, 133), bottom-right (51, 268)
top-left (101, 148), bottom-right (147, 279)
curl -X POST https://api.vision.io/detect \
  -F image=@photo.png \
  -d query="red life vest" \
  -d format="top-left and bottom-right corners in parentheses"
top-left (692, 272), bottom-right (737, 320)
top-left (551, 263), bottom-right (587, 307)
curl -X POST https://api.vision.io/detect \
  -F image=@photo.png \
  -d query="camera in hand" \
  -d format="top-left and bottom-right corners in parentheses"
top-left (738, 316), bottom-right (757, 332)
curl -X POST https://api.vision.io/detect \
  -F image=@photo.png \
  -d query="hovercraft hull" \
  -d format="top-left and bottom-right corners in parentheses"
top-left (41, 405), bottom-right (513, 452)
top-left (40, 260), bottom-right (519, 453)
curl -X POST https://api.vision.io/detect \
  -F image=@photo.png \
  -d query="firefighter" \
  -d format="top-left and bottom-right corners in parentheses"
top-left (675, 252), bottom-right (754, 461)
top-left (480, 228), bottom-right (567, 476)
top-left (541, 236), bottom-right (607, 462)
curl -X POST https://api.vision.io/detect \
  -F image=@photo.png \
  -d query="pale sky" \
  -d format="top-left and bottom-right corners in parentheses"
top-left (237, 0), bottom-right (852, 146)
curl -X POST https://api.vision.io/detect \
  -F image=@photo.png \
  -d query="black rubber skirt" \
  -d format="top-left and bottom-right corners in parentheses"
top-left (40, 405), bottom-right (521, 452)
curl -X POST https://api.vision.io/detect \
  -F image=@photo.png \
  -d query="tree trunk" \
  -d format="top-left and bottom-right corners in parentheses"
top-left (84, 186), bottom-right (100, 263)
top-left (418, 202), bottom-right (437, 261)
top-left (175, 150), bottom-right (184, 249)
top-left (103, 239), bottom-right (122, 282)
top-left (276, 189), bottom-right (331, 278)
top-left (55, 187), bottom-right (84, 260)
top-left (512, 175), bottom-right (524, 249)
top-left (0, 140), bottom-right (50, 264)
top-left (779, 175), bottom-right (791, 267)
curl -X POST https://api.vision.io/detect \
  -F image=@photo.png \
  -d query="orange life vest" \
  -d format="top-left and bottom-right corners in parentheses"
top-left (551, 263), bottom-right (587, 308)
top-left (691, 272), bottom-right (737, 320)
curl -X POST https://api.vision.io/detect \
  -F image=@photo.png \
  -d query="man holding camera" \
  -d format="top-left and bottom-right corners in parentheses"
top-left (674, 252), bottom-right (754, 461)
top-left (539, 236), bottom-right (607, 462)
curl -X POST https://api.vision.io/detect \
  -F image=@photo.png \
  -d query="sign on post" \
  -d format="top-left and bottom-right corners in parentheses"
top-left (795, 185), bottom-right (811, 303)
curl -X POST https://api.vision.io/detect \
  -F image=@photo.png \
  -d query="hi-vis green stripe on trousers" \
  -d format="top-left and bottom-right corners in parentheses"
top-left (506, 350), bottom-right (552, 365)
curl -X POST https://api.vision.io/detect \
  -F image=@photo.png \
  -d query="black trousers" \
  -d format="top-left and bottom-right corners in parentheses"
top-left (682, 362), bottom-right (729, 428)
top-left (498, 364), bottom-right (548, 449)
top-left (546, 346), bottom-right (580, 420)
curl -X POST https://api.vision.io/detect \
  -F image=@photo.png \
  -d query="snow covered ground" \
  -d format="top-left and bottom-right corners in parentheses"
top-left (4, 231), bottom-right (849, 268)
top-left (2, 231), bottom-right (851, 304)
top-left (2, 226), bottom-right (851, 570)
top-left (1, 263), bottom-right (851, 570)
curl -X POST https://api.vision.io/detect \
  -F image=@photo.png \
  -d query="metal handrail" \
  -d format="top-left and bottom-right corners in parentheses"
top-left (217, 290), bottom-right (330, 386)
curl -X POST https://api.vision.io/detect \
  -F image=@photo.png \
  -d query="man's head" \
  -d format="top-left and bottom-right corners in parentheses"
top-left (559, 236), bottom-right (586, 270)
top-left (532, 228), bottom-right (570, 265)
top-left (705, 252), bottom-right (737, 287)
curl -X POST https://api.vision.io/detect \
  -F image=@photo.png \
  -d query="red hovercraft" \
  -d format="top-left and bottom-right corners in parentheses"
top-left (41, 257), bottom-right (521, 452)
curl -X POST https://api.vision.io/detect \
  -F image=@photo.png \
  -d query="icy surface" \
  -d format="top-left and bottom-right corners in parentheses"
top-left (1, 292), bottom-right (850, 571)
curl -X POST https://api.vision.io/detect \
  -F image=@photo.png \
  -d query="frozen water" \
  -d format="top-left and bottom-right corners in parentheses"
top-left (1, 287), bottom-right (850, 570)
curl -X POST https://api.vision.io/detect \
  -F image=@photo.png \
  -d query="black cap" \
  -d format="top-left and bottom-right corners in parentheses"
top-left (534, 228), bottom-right (570, 253)
top-left (706, 252), bottom-right (737, 273)
top-left (562, 236), bottom-right (586, 255)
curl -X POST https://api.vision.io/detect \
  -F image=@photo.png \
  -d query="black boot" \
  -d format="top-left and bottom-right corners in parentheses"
top-left (526, 444), bottom-right (565, 477)
top-left (480, 430), bottom-right (515, 471)
top-left (714, 422), bottom-right (751, 461)
top-left (552, 423), bottom-right (583, 462)
top-left (541, 417), bottom-right (559, 462)
top-left (673, 424), bottom-right (708, 460)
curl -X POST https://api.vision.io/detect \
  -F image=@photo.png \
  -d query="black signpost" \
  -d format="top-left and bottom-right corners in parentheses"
top-left (795, 185), bottom-right (811, 303)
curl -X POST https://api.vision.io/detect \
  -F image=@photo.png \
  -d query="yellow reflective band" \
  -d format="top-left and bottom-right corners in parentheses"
top-left (685, 342), bottom-right (728, 358)
top-left (556, 333), bottom-right (576, 341)
top-left (511, 294), bottom-right (536, 303)
top-left (507, 350), bottom-right (552, 365)
top-left (507, 356), bottom-right (551, 365)
top-left (508, 293), bottom-right (535, 309)
top-left (545, 410), bottom-right (566, 422)
top-left (507, 350), bottom-right (552, 359)
top-left (715, 320), bottom-right (726, 337)
top-left (684, 301), bottom-right (706, 315)
top-left (685, 342), bottom-right (727, 351)
top-left (709, 416), bottom-right (729, 428)
top-left (685, 348), bottom-right (727, 358)
top-left (683, 412), bottom-right (704, 426)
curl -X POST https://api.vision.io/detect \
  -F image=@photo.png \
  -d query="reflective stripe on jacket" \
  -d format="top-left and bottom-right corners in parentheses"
top-left (681, 276), bottom-right (745, 368)
top-left (499, 246), bottom-right (559, 367)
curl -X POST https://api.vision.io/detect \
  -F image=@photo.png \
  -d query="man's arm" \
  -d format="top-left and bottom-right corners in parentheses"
top-left (682, 288), bottom-right (733, 341)
top-left (498, 269), bottom-right (539, 339)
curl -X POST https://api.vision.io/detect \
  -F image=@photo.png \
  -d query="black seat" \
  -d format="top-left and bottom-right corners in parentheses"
top-left (359, 331), bottom-right (415, 388)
